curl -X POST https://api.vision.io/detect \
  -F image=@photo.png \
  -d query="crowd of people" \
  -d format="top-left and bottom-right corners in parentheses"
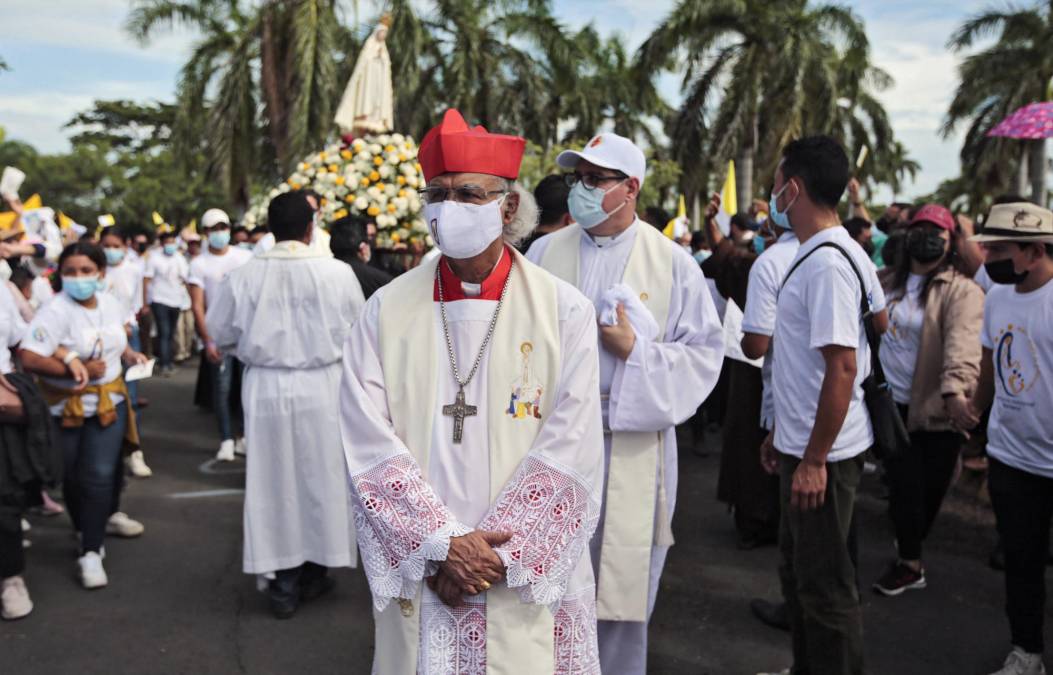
top-left (0, 108), bottom-right (1051, 675)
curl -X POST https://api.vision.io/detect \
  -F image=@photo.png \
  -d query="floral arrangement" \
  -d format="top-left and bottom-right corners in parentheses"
top-left (242, 133), bottom-right (429, 249)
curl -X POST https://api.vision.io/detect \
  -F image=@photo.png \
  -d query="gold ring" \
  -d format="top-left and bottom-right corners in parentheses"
top-left (479, 580), bottom-right (491, 590)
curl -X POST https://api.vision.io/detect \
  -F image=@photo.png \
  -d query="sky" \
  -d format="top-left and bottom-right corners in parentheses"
top-left (0, 0), bottom-right (992, 201)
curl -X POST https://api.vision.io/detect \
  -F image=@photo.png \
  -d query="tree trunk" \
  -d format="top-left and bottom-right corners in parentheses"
top-left (1017, 144), bottom-right (1030, 198)
top-left (1029, 138), bottom-right (1047, 207)
top-left (736, 110), bottom-right (759, 214)
top-left (260, 3), bottom-right (289, 170)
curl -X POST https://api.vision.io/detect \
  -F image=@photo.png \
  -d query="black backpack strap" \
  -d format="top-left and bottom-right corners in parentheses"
top-left (779, 241), bottom-right (887, 386)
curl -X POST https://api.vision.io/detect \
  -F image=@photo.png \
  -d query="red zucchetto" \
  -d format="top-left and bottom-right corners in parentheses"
top-left (417, 109), bottom-right (526, 182)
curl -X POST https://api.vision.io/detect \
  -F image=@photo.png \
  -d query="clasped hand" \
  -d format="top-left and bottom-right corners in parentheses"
top-left (427, 530), bottom-right (511, 607)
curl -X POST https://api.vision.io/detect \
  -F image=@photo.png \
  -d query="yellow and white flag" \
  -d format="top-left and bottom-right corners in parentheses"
top-left (662, 195), bottom-right (689, 239)
top-left (714, 160), bottom-right (737, 235)
top-left (152, 211), bottom-right (165, 227)
top-left (97, 214), bottom-right (116, 228)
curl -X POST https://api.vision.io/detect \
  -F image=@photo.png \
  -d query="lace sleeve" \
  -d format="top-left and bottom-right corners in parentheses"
top-left (477, 454), bottom-right (601, 607)
top-left (350, 452), bottom-right (471, 610)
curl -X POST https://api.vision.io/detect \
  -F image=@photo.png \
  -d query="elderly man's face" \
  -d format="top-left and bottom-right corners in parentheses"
top-left (425, 172), bottom-right (519, 224)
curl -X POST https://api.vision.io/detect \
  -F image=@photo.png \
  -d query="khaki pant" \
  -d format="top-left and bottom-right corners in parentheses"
top-left (174, 309), bottom-right (196, 362)
top-left (778, 453), bottom-right (864, 675)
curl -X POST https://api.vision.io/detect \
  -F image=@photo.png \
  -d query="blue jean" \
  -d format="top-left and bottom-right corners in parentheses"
top-left (60, 402), bottom-right (128, 554)
top-left (211, 355), bottom-right (243, 442)
top-left (151, 302), bottom-right (180, 369)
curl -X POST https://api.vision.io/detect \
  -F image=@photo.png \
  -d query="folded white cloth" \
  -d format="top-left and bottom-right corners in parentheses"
top-left (598, 283), bottom-right (660, 340)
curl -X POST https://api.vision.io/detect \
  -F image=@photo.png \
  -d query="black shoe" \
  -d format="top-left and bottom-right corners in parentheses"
top-left (301, 576), bottom-right (336, 603)
top-left (750, 598), bottom-right (790, 632)
top-left (268, 576), bottom-right (301, 619)
top-left (872, 560), bottom-right (926, 597)
top-left (269, 591), bottom-right (299, 619)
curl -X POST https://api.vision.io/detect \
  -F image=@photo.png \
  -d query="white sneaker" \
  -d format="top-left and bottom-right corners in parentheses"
top-left (991, 647), bottom-right (1047, 675)
top-left (216, 440), bottom-right (236, 462)
top-left (77, 552), bottom-right (108, 589)
top-left (106, 512), bottom-right (145, 538)
top-left (126, 450), bottom-right (153, 478)
top-left (234, 437), bottom-right (247, 456)
top-left (1, 576), bottom-right (33, 620)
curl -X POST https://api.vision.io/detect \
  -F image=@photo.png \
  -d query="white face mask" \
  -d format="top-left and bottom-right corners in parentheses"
top-left (424, 196), bottom-right (507, 260)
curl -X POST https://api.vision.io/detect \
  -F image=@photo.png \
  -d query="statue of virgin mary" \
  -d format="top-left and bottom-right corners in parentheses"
top-left (334, 16), bottom-right (395, 137)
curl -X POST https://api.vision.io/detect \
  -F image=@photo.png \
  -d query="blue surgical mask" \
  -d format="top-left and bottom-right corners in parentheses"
top-left (104, 247), bottom-right (125, 266)
top-left (208, 230), bottom-right (231, 249)
top-left (163, 243), bottom-right (179, 256)
top-left (753, 236), bottom-right (766, 255)
top-left (568, 180), bottom-right (628, 230)
top-left (769, 182), bottom-right (797, 231)
top-left (63, 275), bottom-right (99, 302)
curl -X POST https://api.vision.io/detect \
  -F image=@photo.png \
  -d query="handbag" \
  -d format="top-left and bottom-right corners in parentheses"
top-left (0, 371), bottom-right (27, 425)
top-left (780, 241), bottom-right (909, 460)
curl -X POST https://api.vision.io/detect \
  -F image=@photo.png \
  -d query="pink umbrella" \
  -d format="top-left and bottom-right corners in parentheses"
top-left (988, 102), bottom-right (1053, 139)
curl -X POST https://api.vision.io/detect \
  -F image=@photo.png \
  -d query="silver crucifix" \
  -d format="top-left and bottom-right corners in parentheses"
top-left (442, 386), bottom-right (478, 444)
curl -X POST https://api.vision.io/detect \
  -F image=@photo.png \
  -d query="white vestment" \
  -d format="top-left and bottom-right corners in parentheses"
top-left (339, 248), bottom-right (604, 674)
top-left (206, 241), bottom-right (365, 575)
top-left (527, 220), bottom-right (725, 675)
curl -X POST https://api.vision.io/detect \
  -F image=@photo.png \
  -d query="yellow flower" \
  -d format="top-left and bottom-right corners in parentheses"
top-left (320, 198), bottom-right (328, 206)
top-left (397, 176), bottom-right (406, 185)
top-left (318, 152), bottom-right (326, 162)
top-left (387, 203), bottom-right (397, 213)
top-left (288, 180), bottom-right (301, 189)
top-left (398, 189), bottom-right (407, 198)
top-left (360, 177), bottom-right (371, 187)
top-left (345, 194), bottom-right (356, 203)
top-left (300, 162), bottom-right (309, 170)
top-left (391, 233), bottom-right (401, 243)
top-left (415, 162), bottom-right (422, 172)
top-left (404, 142), bottom-right (412, 150)
top-left (370, 170), bottom-right (380, 182)
top-left (334, 209), bottom-right (348, 220)
top-left (398, 153), bottom-right (407, 162)
top-left (328, 164), bottom-right (339, 173)
top-left (367, 206), bottom-right (381, 217)
top-left (340, 150), bottom-right (352, 160)
top-left (335, 176), bottom-right (346, 186)
top-left (384, 145), bottom-right (396, 153)
top-left (317, 168), bottom-right (327, 175)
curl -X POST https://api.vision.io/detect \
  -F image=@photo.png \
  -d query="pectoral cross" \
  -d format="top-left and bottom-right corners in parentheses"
top-left (442, 386), bottom-right (477, 444)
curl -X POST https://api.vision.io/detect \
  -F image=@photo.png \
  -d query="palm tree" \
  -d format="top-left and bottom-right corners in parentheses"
top-left (126, 0), bottom-right (343, 206)
top-left (944, 2), bottom-right (1053, 206)
top-left (638, 0), bottom-right (891, 205)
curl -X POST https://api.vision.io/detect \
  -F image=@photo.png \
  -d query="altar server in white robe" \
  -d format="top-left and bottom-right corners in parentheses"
top-left (339, 108), bottom-right (605, 674)
top-left (207, 190), bottom-right (364, 619)
top-left (527, 132), bottom-right (725, 675)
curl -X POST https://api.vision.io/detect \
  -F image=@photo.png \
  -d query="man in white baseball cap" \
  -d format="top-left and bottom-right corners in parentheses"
top-left (189, 207), bottom-right (252, 461)
top-left (527, 133), bottom-right (725, 675)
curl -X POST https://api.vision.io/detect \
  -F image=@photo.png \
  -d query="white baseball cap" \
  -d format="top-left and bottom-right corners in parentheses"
top-left (201, 208), bottom-right (230, 230)
top-left (556, 132), bottom-right (646, 188)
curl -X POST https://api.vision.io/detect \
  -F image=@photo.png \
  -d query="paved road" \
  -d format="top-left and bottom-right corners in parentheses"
top-left (2, 365), bottom-right (1050, 674)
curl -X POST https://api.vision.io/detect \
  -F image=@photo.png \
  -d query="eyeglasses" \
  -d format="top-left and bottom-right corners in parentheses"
top-left (563, 172), bottom-right (628, 190)
top-left (418, 186), bottom-right (508, 205)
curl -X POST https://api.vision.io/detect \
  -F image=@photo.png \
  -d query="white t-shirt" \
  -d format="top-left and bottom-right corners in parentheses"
top-left (101, 258), bottom-right (143, 326)
top-left (742, 231), bottom-right (800, 430)
top-left (974, 264), bottom-right (995, 293)
top-left (30, 275), bottom-right (54, 310)
top-left (881, 274), bottom-right (926, 405)
top-left (982, 280), bottom-right (1053, 479)
top-left (22, 292), bottom-right (128, 417)
top-left (0, 287), bottom-right (27, 374)
top-left (144, 251), bottom-right (190, 308)
top-left (188, 247), bottom-right (252, 306)
top-left (772, 226), bottom-right (887, 461)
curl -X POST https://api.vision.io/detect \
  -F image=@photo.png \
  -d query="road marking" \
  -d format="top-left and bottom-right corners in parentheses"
top-left (168, 489), bottom-right (245, 499)
top-left (198, 458), bottom-right (245, 475)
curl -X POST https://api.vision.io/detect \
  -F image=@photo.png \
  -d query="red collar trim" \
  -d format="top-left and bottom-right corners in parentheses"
top-left (433, 246), bottom-right (513, 301)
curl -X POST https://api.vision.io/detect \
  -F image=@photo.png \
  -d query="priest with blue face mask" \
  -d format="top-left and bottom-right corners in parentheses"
top-left (526, 133), bottom-right (726, 675)
top-left (339, 109), bottom-right (606, 674)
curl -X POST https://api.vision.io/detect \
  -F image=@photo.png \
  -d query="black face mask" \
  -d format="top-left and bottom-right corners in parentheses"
top-left (135, 242), bottom-right (148, 253)
top-left (906, 229), bottom-right (946, 264)
top-left (984, 258), bottom-right (1029, 285)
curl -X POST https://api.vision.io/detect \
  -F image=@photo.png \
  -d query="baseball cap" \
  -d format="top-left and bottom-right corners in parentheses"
top-left (970, 202), bottom-right (1053, 244)
top-left (909, 203), bottom-right (955, 232)
top-left (556, 132), bottom-right (646, 188)
top-left (201, 208), bottom-right (230, 230)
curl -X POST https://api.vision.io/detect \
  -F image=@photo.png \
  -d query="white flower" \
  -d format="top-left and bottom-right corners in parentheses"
top-left (354, 197), bottom-right (369, 211)
top-left (378, 165), bottom-right (392, 179)
top-left (392, 133), bottom-right (406, 145)
top-left (369, 144), bottom-right (382, 155)
top-left (384, 184), bottom-right (397, 197)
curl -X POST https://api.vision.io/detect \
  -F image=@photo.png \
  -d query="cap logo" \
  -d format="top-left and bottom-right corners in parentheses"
top-left (1013, 209), bottom-right (1043, 230)
top-left (589, 136), bottom-right (603, 148)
